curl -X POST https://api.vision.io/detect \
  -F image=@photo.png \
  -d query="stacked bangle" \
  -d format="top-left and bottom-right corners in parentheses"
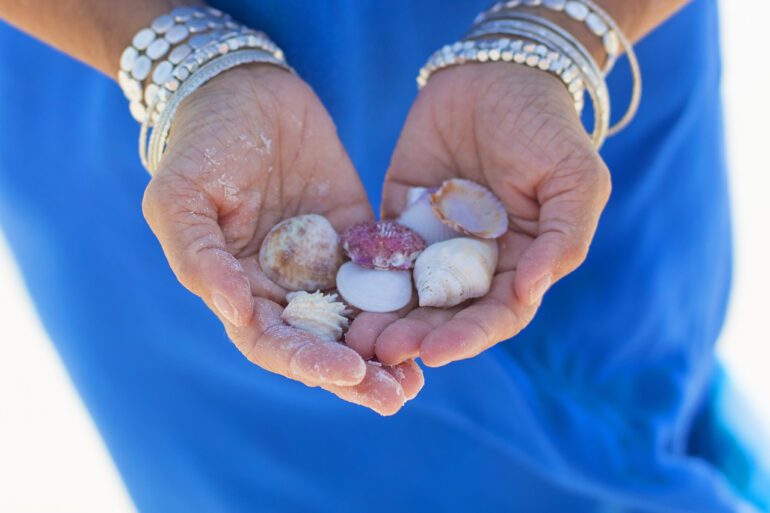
top-left (117, 5), bottom-right (292, 173)
top-left (419, 0), bottom-right (642, 149)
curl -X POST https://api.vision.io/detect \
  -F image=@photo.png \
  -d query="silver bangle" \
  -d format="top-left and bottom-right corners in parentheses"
top-left (141, 49), bottom-right (291, 173)
top-left (117, 5), bottom-right (287, 124)
top-left (118, 6), bottom-right (231, 122)
top-left (418, 38), bottom-right (608, 149)
top-left (466, 17), bottom-right (610, 147)
top-left (477, 0), bottom-right (641, 136)
top-left (477, 0), bottom-right (620, 73)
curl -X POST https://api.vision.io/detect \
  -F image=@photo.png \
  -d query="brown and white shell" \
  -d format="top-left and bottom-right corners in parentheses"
top-left (259, 214), bottom-right (344, 291)
top-left (281, 291), bottom-right (351, 342)
top-left (413, 237), bottom-right (498, 308)
top-left (430, 179), bottom-right (508, 239)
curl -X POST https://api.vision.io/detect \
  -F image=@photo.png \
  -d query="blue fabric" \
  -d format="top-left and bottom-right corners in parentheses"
top-left (0, 0), bottom-right (767, 511)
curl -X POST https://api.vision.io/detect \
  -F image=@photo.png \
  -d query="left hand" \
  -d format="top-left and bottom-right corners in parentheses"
top-left (346, 62), bottom-right (612, 367)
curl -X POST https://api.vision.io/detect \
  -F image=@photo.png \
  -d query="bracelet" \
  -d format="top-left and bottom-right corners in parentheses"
top-left (466, 18), bottom-right (602, 109)
top-left (477, 0), bottom-right (620, 73)
top-left (418, 38), bottom-right (615, 148)
top-left (477, 0), bottom-right (641, 135)
top-left (117, 5), bottom-right (286, 124)
top-left (141, 50), bottom-right (291, 173)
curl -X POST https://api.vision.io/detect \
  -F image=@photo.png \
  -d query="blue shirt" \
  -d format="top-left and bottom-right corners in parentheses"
top-left (0, 1), bottom-right (768, 511)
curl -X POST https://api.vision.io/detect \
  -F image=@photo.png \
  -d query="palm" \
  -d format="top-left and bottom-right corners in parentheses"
top-left (143, 65), bottom-right (422, 415)
top-left (347, 63), bottom-right (611, 367)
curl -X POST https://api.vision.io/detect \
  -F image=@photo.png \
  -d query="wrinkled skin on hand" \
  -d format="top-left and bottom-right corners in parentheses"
top-left (142, 65), bottom-right (423, 416)
top-left (346, 63), bottom-right (612, 368)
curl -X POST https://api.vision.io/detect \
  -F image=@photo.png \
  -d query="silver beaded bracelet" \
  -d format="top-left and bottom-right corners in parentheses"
top-left (117, 5), bottom-right (286, 124)
top-left (419, 0), bottom-right (640, 150)
top-left (117, 5), bottom-right (292, 173)
top-left (477, 0), bottom-right (641, 135)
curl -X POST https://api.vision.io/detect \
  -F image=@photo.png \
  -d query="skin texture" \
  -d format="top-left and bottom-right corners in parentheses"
top-left (346, 63), bottom-right (611, 366)
top-left (142, 65), bottom-right (424, 415)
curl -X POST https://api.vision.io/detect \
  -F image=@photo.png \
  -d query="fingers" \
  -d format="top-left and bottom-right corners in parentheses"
top-left (420, 272), bottom-right (537, 366)
top-left (322, 363), bottom-right (406, 416)
top-left (143, 174), bottom-right (254, 326)
top-left (226, 298), bottom-right (367, 387)
top-left (514, 153), bottom-right (612, 306)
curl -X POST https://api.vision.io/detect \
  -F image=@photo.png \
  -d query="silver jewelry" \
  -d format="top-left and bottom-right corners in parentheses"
top-left (466, 16), bottom-right (610, 147)
top-left (419, 37), bottom-right (608, 148)
top-left (117, 6), bottom-right (285, 123)
top-left (140, 50), bottom-right (291, 173)
top-left (477, 0), bottom-right (620, 73)
top-left (476, 0), bottom-right (641, 136)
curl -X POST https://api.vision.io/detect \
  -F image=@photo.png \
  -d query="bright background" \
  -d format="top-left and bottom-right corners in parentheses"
top-left (1, 2), bottom-right (768, 511)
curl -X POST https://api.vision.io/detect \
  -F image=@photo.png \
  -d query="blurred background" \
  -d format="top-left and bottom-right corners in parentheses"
top-left (1, 2), bottom-right (768, 511)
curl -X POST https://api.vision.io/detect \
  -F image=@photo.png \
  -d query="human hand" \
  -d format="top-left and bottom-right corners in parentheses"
top-left (346, 63), bottom-right (611, 367)
top-left (142, 64), bottom-right (423, 415)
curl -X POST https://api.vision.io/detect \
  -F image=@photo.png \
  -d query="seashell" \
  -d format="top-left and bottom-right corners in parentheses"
top-left (430, 179), bottom-right (508, 239)
top-left (259, 214), bottom-right (343, 291)
top-left (281, 291), bottom-right (351, 342)
top-left (413, 237), bottom-right (498, 308)
top-left (336, 262), bottom-right (413, 313)
top-left (340, 221), bottom-right (426, 270)
top-left (397, 187), bottom-right (461, 245)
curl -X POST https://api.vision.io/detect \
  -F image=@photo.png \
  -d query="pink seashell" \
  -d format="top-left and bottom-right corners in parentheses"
top-left (340, 221), bottom-right (426, 271)
top-left (430, 179), bottom-right (508, 239)
top-left (259, 214), bottom-right (344, 291)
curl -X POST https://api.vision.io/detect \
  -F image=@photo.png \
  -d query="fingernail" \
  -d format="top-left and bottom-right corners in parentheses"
top-left (213, 293), bottom-right (240, 325)
top-left (530, 275), bottom-right (552, 305)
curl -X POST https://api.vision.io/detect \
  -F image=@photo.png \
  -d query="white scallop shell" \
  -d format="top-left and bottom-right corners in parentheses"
top-left (281, 291), bottom-right (351, 342)
top-left (413, 237), bottom-right (498, 308)
top-left (431, 179), bottom-right (508, 239)
top-left (335, 262), bottom-right (413, 313)
top-left (259, 214), bottom-right (344, 291)
top-left (397, 187), bottom-right (461, 245)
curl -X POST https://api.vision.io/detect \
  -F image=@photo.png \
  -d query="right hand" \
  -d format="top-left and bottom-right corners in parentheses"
top-left (142, 64), bottom-right (423, 415)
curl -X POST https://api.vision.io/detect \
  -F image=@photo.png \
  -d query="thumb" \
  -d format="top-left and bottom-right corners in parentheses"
top-left (142, 174), bottom-right (253, 326)
top-left (514, 152), bottom-right (612, 305)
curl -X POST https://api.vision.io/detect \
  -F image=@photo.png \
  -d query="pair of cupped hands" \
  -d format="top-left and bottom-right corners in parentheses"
top-left (142, 61), bottom-right (611, 415)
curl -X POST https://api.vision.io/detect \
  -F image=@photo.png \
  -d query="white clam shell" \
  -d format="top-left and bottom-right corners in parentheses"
top-left (281, 291), bottom-right (351, 342)
top-left (413, 237), bottom-right (498, 308)
top-left (336, 262), bottom-right (413, 313)
top-left (397, 187), bottom-right (461, 245)
top-left (259, 214), bottom-right (344, 291)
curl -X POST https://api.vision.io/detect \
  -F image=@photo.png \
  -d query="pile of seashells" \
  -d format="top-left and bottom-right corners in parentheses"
top-left (258, 179), bottom-right (508, 343)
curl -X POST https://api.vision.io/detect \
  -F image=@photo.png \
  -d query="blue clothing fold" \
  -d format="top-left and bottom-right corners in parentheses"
top-left (0, 0), bottom-right (767, 511)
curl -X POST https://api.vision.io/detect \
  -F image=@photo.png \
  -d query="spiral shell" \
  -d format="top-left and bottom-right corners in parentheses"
top-left (431, 179), bottom-right (508, 239)
top-left (340, 221), bottom-right (426, 270)
top-left (259, 214), bottom-right (343, 291)
top-left (336, 262), bottom-right (413, 313)
top-left (397, 187), bottom-right (461, 245)
top-left (413, 237), bottom-right (498, 308)
top-left (281, 291), bottom-right (351, 342)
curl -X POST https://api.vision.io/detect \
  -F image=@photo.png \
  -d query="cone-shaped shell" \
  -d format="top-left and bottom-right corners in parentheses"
top-left (340, 221), bottom-right (426, 270)
top-left (259, 214), bottom-right (343, 291)
top-left (397, 187), bottom-right (461, 245)
top-left (281, 291), bottom-right (351, 342)
top-left (430, 179), bottom-right (508, 239)
top-left (336, 262), bottom-right (413, 313)
top-left (413, 237), bottom-right (498, 308)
